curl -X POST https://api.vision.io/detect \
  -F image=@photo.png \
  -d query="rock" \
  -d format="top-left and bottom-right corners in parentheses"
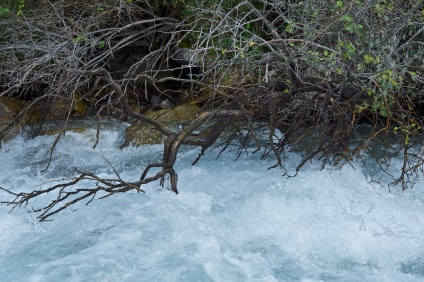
top-left (146, 104), bottom-right (202, 126)
top-left (122, 123), bottom-right (164, 147)
top-left (171, 48), bottom-right (201, 65)
top-left (46, 96), bottom-right (72, 120)
top-left (0, 97), bottom-right (25, 141)
top-left (41, 127), bottom-right (87, 136)
top-left (150, 95), bottom-right (175, 109)
top-left (0, 92), bottom-right (90, 142)
top-left (0, 97), bottom-right (25, 117)
top-left (159, 99), bottom-right (174, 109)
top-left (71, 93), bottom-right (88, 117)
top-left (150, 95), bottom-right (162, 107)
top-left (46, 94), bottom-right (88, 120)
top-left (123, 104), bottom-right (203, 147)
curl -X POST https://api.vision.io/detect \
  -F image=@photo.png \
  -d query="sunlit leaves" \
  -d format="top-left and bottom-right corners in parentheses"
top-left (340, 15), bottom-right (363, 34)
top-left (364, 54), bottom-right (375, 64)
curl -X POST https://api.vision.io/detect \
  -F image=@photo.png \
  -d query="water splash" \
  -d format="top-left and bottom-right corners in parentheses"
top-left (1, 126), bottom-right (423, 281)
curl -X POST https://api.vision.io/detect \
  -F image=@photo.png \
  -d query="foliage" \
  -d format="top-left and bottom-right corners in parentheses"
top-left (181, 0), bottom-right (423, 184)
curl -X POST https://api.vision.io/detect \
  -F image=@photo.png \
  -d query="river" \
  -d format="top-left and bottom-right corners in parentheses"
top-left (0, 122), bottom-right (423, 281)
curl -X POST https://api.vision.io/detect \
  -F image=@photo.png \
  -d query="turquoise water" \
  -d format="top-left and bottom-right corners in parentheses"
top-left (0, 125), bottom-right (423, 281)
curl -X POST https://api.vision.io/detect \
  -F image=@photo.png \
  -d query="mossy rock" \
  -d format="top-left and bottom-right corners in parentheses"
top-left (46, 94), bottom-right (88, 120)
top-left (123, 104), bottom-right (204, 147)
top-left (0, 97), bottom-right (25, 141)
top-left (0, 97), bottom-right (25, 118)
top-left (45, 97), bottom-right (71, 120)
top-left (123, 123), bottom-right (164, 147)
top-left (146, 104), bottom-right (203, 126)
top-left (71, 93), bottom-right (88, 117)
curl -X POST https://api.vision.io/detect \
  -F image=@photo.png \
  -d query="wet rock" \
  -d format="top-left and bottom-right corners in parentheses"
top-left (150, 95), bottom-right (175, 110)
top-left (0, 97), bottom-right (25, 117)
top-left (41, 127), bottom-right (87, 136)
top-left (46, 96), bottom-right (72, 120)
top-left (122, 123), bottom-right (164, 147)
top-left (146, 104), bottom-right (202, 126)
top-left (0, 97), bottom-right (25, 140)
top-left (46, 94), bottom-right (88, 120)
top-left (71, 93), bottom-right (88, 117)
top-left (123, 104), bottom-right (203, 147)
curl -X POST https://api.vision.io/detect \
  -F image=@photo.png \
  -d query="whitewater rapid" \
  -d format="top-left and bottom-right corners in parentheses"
top-left (0, 123), bottom-right (423, 281)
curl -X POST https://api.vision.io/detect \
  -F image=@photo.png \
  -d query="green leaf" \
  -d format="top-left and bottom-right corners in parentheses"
top-left (0, 6), bottom-right (10, 15)
top-left (340, 15), bottom-right (353, 23)
top-left (72, 36), bottom-right (87, 44)
top-left (364, 54), bottom-right (374, 64)
top-left (380, 107), bottom-right (388, 117)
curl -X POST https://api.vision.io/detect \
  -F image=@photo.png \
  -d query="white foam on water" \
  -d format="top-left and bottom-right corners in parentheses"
top-left (1, 127), bottom-right (424, 281)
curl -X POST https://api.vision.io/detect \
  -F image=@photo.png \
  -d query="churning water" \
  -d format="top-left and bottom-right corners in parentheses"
top-left (0, 123), bottom-right (423, 281)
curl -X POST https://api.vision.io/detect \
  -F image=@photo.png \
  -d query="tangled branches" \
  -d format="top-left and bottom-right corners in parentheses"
top-left (1, 0), bottom-right (423, 220)
top-left (0, 170), bottom-right (144, 221)
top-left (0, 0), bottom-right (181, 134)
top-left (183, 0), bottom-right (424, 189)
top-left (1, 61), bottom-right (246, 221)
